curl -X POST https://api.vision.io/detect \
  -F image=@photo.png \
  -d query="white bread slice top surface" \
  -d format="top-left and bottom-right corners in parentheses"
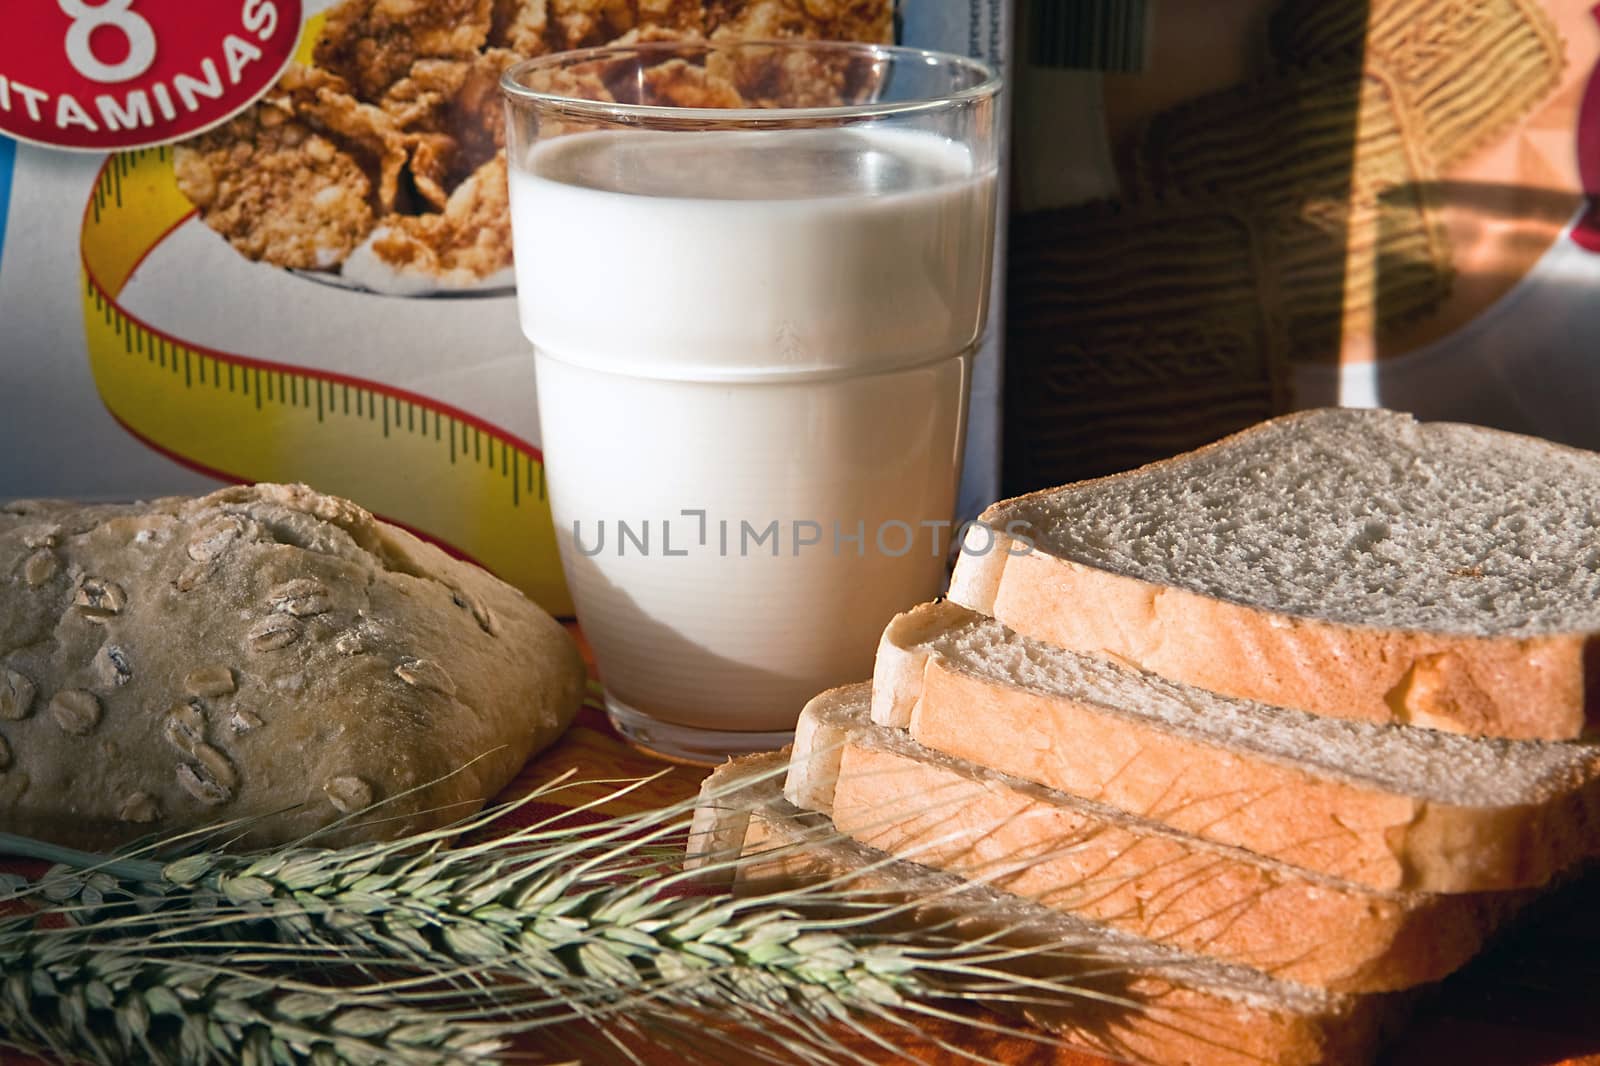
top-left (889, 601), bottom-right (1600, 808)
top-left (696, 752), bottom-right (1354, 1019)
top-left (984, 408), bottom-right (1600, 637)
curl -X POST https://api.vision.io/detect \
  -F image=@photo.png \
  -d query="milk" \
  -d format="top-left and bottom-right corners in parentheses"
top-left (512, 127), bottom-right (997, 734)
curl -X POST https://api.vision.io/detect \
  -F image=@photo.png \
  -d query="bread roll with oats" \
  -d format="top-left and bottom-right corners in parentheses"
top-left (0, 483), bottom-right (584, 849)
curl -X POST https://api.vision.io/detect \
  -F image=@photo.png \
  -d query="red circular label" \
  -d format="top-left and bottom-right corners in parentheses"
top-left (0, 0), bottom-right (302, 151)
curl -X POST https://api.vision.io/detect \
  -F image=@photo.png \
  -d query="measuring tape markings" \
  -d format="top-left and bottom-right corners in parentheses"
top-left (79, 146), bottom-right (572, 615)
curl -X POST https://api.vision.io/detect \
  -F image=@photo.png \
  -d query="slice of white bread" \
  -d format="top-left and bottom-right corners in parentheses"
top-left (873, 600), bottom-right (1600, 893)
top-left (948, 408), bottom-right (1600, 740)
top-left (690, 752), bottom-right (1395, 1066)
top-left (784, 685), bottom-right (1524, 993)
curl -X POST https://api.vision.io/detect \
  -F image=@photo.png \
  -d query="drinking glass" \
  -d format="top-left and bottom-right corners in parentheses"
top-left (502, 40), bottom-right (1000, 763)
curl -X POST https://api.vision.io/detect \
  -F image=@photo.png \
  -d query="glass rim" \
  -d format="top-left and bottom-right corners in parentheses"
top-left (499, 39), bottom-right (1001, 124)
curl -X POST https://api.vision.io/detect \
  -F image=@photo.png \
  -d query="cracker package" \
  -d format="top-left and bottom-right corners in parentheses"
top-left (0, 0), bottom-right (1011, 615)
top-left (1008, 0), bottom-right (1599, 490)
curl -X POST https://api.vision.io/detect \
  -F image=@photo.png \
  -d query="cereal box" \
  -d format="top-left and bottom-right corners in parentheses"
top-left (1007, 0), bottom-right (1599, 490)
top-left (0, 0), bottom-right (1012, 615)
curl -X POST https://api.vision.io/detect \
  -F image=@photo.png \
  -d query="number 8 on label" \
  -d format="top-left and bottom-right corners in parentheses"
top-left (60, 0), bottom-right (156, 84)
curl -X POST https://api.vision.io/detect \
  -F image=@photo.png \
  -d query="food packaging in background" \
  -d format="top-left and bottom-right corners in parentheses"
top-left (0, 0), bottom-right (1013, 617)
top-left (1006, 0), bottom-right (1599, 493)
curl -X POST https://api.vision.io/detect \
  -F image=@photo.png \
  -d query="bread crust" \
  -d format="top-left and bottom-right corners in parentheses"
top-left (743, 812), bottom-right (1388, 1066)
top-left (794, 686), bottom-right (1524, 993)
top-left (698, 754), bottom-right (1394, 1066)
top-left (0, 483), bottom-right (585, 849)
top-left (986, 548), bottom-right (1586, 740)
top-left (874, 603), bottom-right (1600, 893)
top-left (950, 410), bottom-right (1598, 740)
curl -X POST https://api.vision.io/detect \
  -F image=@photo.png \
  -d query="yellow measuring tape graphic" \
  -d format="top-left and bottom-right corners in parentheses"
top-left (78, 148), bottom-right (572, 616)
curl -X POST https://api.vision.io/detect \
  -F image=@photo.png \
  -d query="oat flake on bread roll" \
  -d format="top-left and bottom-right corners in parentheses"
top-left (0, 483), bottom-right (585, 849)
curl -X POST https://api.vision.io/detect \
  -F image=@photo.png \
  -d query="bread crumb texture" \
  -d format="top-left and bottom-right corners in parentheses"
top-left (1001, 409), bottom-right (1600, 636)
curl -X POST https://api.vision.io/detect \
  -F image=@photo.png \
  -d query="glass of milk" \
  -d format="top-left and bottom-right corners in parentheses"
top-left (502, 41), bottom-right (1000, 763)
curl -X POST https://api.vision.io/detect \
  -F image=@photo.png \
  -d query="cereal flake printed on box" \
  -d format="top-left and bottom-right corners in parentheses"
top-left (173, 0), bottom-right (894, 292)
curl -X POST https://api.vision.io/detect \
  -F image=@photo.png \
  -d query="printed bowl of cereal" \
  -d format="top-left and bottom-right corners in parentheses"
top-left (168, 0), bottom-right (895, 297)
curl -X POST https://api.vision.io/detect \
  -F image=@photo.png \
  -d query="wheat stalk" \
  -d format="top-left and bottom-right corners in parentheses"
top-left (0, 769), bottom-right (1093, 1066)
top-left (1, 928), bottom-right (514, 1066)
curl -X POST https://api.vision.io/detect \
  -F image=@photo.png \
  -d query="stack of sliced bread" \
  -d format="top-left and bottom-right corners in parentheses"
top-left (689, 408), bottom-right (1600, 1065)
